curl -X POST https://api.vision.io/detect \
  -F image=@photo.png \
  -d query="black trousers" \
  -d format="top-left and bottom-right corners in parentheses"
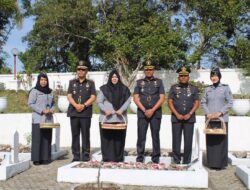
top-left (136, 116), bottom-right (161, 162)
top-left (172, 122), bottom-right (194, 164)
top-left (31, 124), bottom-right (52, 162)
top-left (70, 117), bottom-right (91, 161)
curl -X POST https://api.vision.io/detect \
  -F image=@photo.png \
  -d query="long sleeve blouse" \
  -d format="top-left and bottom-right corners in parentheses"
top-left (201, 83), bottom-right (233, 122)
top-left (28, 88), bottom-right (55, 124)
top-left (97, 90), bottom-right (131, 123)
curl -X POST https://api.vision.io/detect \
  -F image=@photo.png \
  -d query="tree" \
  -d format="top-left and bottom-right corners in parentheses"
top-left (20, 0), bottom-right (250, 77)
top-left (19, 0), bottom-right (96, 72)
top-left (168, 0), bottom-right (250, 70)
top-left (90, 0), bottom-right (186, 88)
top-left (0, 0), bottom-right (23, 73)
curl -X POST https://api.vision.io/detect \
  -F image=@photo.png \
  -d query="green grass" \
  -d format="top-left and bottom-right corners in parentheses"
top-left (0, 90), bottom-right (249, 116)
top-left (0, 90), bottom-right (31, 113)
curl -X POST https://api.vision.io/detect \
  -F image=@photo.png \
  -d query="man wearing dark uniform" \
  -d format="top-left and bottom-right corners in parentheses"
top-left (67, 60), bottom-right (96, 162)
top-left (133, 60), bottom-right (165, 163)
top-left (168, 66), bottom-right (200, 164)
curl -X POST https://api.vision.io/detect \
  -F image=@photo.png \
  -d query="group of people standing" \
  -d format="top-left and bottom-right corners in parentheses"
top-left (28, 60), bottom-right (233, 170)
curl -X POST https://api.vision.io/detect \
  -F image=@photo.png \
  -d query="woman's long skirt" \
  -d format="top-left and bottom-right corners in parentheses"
top-left (99, 123), bottom-right (126, 162)
top-left (31, 124), bottom-right (52, 162)
top-left (206, 122), bottom-right (228, 169)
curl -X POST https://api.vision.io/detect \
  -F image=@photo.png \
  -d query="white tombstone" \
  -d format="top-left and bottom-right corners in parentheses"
top-left (55, 127), bottom-right (60, 152)
top-left (196, 127), bottom-right (203, 168)
top-left (11, 131), bottom-right (19, 163)
top-left (1, 154), bottom-right (12, 165)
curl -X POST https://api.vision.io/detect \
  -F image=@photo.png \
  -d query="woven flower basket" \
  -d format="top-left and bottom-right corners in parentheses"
top-left (40, 122), bottom-right (60, 128)
top-left (40, 114), bottom-right (60, 129)
top-left (101, 115), bottom-right (127, 130)
top-left (203, 117), bottom-right (226, 135)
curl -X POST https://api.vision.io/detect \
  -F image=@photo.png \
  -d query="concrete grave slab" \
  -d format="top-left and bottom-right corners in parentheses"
top-left (57, 162), bottom-right (99, 183)
top-left (0, 152), bottom-right (30, 180)
top-left (57, 127), bottom-right (207, 188)
top-left (228, 152), bottom-right (250, 166)
top-left (236, 165), bottom-right (250, 189)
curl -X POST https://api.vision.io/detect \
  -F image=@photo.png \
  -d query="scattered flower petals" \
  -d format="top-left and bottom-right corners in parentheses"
top-left (73, 161), bottom-right (188, 171)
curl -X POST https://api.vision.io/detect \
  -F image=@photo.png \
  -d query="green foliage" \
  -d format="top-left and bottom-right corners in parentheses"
top-left (220, 38), bottom-right (250, 75)
top-left (172, 0), bottom-right (250, 70)
top-left (1, 90), bottom-right (248, 115)
top-left (20, 0), bottom-right (96, 72)
top-left (0, 66), bottom-right (12, 74)
top-left (233, 93), bottom-right (250, 99)
top-left (91, 0), bottom-right (186, 87)
top-left (0, 90), bottom-right (31, 113)
top-left (68, 51), bottom-right (78, 72)
top-left (0, 0), bottom-right (23, 70)
top-left (17, 0), bottom-right (250, 76)
top-left (189, 80), bottom-right (208, 94)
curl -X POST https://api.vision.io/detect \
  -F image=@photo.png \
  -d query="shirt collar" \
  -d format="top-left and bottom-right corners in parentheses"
top-left (143, 76), bottom-right (156, 81)
top-left (211, 82), bottom-right (222, 89)
top-left (76, 78), bottom-right (87, 84)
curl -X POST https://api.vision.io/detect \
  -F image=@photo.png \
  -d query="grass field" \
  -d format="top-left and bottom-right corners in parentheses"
top-left (0, 90), bottom-right (248, 116)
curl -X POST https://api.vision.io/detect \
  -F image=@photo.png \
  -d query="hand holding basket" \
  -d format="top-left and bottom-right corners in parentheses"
top-left (40, 114), bottom-right (60, 129)
top-left (101, 115), bottom-right (127, 130)
top-left (203, 117), bottom-right (226, 135)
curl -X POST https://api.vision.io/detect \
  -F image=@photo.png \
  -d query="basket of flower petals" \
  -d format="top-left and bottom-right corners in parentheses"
top-left (40, 114), bottom-right (60, 128)
top-left (101, 115), bottom-right (127, 130)
top-left (204, 117), bottom-right (226, 135)
top-left (40, 122), bottom-right (60, 128)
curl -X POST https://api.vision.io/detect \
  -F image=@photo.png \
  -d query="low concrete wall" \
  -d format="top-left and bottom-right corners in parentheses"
top-left (0, 114), bottom-right (249, 151)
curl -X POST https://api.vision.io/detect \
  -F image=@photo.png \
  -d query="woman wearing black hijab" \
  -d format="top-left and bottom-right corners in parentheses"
top-left (201, 67), bottom-right (233, 169)
top-left (97, 69), bottom-right (131, 162)
top-left (28, 73), bottom-right (54, 165)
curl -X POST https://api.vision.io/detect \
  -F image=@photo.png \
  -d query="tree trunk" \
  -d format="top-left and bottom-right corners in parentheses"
top-left (114, 57), bottom-right (143, 90)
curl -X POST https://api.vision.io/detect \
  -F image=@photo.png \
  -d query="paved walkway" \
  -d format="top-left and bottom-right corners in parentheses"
top-left (0, 149), bottom-right (247, 190)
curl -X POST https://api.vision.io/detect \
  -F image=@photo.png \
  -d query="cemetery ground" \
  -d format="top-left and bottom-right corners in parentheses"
top-left (0, 91), bottom-right (249, 189)
top-left (0, 148), bottom-right (248, 190)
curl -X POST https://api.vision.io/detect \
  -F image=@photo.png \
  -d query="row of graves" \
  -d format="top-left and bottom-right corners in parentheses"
top-left (57, 127), bottom-right (208, 188)
top-left (0, 128), bottom-right (67, 180)
top-left (229, 151), bottom-right (250, 189)
top-left (1, 125), bottom-right (250, 189)
top-left (0, 127), bottom-right (208, 188)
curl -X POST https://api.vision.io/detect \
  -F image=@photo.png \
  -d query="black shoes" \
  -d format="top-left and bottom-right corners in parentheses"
top-left (72, 158), bottom-right (80, 162)
top-left (152, 159), bottom-right (159, 164)
top-left (40, 160), bottom-right (50, 165)
top-left (33, 161), bottom-right (40, 166)
top-left (33, 160), bottom-right (50, 165)
top-left (136, 157), bottom-right (144, 163)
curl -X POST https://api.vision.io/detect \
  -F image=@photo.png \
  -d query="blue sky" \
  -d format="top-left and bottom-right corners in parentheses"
top-left (3, 17), bottom-right (34, 73)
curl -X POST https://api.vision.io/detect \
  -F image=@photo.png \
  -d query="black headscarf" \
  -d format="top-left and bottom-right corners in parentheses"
top-left (210, 67), bottom-right (222, 87)
top-left (35, 72), bottom-right (52, 94)
top-left (100, 70), bottom-right (131, 110)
